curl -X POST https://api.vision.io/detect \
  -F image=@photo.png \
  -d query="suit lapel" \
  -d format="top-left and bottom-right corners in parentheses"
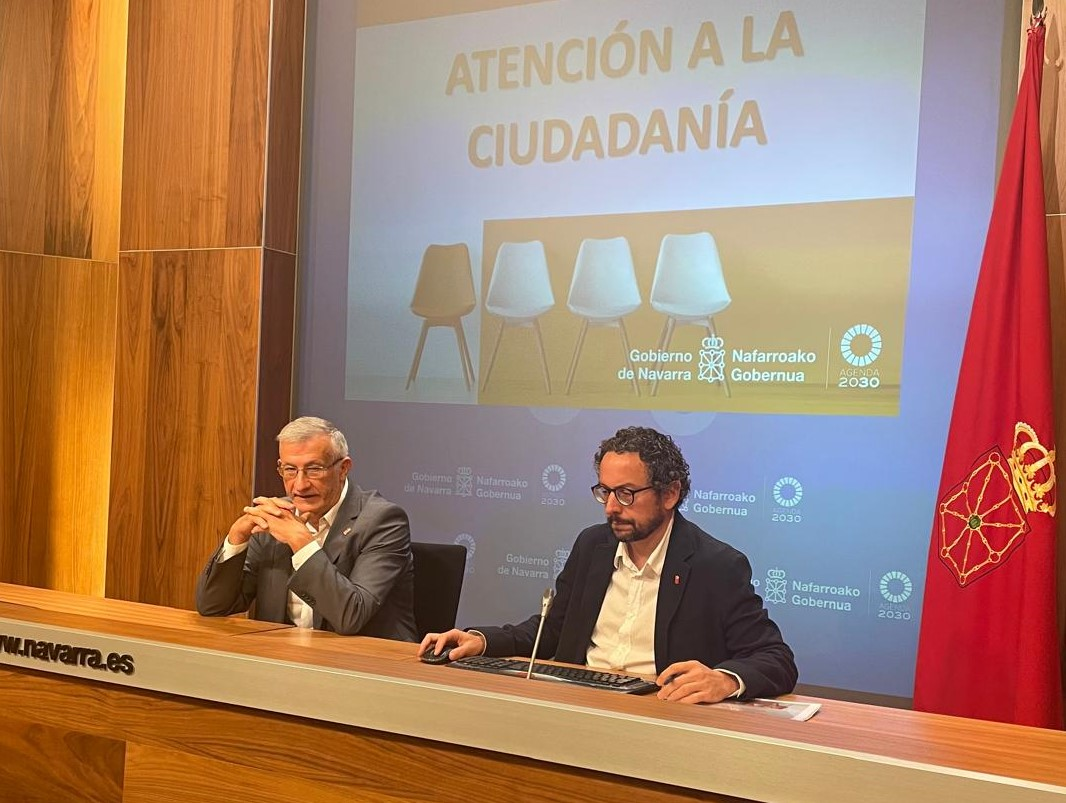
top-left (655, 514), bottom-right (695, 666)
top-left (322, 484), bottom-right (364, 564)
top-left (312, 484), bottom-right (364, 630)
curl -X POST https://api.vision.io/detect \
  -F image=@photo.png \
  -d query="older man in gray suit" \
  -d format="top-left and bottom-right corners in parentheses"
top-left (196, 416), bottom-right (417, 640)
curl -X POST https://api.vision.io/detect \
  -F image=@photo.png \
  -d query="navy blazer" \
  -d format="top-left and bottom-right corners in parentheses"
top-left (195, 485), bottom-right (417, 641)
top-left (475, 512), bottom-right (797, 699)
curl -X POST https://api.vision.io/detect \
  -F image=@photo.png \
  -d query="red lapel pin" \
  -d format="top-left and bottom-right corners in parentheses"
top-left (674, 575), bottom-right (681, 585)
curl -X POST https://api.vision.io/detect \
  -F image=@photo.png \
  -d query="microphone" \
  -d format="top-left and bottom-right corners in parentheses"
top-left (525, 587), bottom-right (555, 680)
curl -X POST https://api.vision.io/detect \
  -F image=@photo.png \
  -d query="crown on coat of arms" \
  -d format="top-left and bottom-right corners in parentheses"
top-left (1008, 422), bottom-right (1056, 516)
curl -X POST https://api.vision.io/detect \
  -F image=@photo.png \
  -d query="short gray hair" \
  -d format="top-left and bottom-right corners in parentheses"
top-left (276, 416), bottom-right (349, 459)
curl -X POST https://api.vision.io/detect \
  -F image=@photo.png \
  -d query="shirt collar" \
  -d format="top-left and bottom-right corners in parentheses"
top-left (613, 513), bottom-right (674, 576)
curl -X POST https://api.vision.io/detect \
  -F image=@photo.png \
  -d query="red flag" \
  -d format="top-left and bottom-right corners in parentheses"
top-left (913, 18), bottom-right (1062, 729)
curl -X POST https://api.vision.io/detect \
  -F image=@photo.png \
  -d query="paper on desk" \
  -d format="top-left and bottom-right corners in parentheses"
top-left (715, 698), bottom-right (821, 722)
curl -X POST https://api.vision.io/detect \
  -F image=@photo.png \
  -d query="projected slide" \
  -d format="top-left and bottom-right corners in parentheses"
top-left (346, 0), bottom-right (924, 416)
top-left (307, 0), bottom-right (1008, 699)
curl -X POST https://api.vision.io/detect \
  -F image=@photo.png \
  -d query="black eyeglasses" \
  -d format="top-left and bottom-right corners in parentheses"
top-left (591, 484), bottom-right (655, 507)
top-left (277, 458), bottom-right (343, 480)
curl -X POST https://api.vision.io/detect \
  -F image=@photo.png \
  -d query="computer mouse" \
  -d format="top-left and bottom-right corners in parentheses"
top-left (419, 647), bottom-right (452, 665)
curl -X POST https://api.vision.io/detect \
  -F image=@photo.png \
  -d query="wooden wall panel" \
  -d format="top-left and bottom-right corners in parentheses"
top-left (108, 0), bottom-right (305, 607)
top-left (92, 0), bottom-right (129, 263)
top-left (0, 0), bottom-right (305, 608)
top-left (0, 713), bottom-right (125, 803)
top-left (1035, 4), bottom-right (1064, 214)
top-left (254, 249), bottom-right (298, 495)
top-left (0, 253), bottom-right (117, 596)
top-left (120, 0), bottom-right (270, 251)
top-left (1051, 215), bottom-right (1066, 693)
top-left (0, 0), bottom-right (125, 262)
top-left (106, 250), bottom-right (261, 609)
top-left (264, 0), bottom-right (306, 254)
top-left (0, 1), bottom-right (53, 255)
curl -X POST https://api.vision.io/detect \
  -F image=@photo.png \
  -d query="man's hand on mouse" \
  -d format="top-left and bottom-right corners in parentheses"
top-left (418, 628), bottom-right (486, 661)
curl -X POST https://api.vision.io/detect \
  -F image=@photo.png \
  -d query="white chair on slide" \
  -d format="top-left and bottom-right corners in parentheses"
top-left (649, 232), bottom-right (731, 396)
top-left (406, 243), bottom-right (476, 391)
top-left (482, 241), bottom-right (555, 393)
top-left (564, 236), bottom-right (642, 396)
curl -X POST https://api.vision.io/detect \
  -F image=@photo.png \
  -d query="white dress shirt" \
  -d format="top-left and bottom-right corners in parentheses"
top-left (586, 518), bottom-right (674, 676)
top-left (585, 515), bottom-right (745, 696)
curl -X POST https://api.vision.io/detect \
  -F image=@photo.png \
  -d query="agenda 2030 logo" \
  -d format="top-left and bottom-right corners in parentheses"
top-left (835, 323), bottom-right (883, 390)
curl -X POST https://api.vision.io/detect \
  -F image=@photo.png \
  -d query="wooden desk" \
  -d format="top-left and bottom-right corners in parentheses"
top-left (0, 584), bottom-right (1063, 802)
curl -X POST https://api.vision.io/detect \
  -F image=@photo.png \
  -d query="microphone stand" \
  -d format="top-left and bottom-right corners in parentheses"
top-left (525, 587), bottom-right (555, 679)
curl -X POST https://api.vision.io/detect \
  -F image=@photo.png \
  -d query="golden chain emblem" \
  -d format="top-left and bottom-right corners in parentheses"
top-left (938, 449), bottom-right (1029, 586)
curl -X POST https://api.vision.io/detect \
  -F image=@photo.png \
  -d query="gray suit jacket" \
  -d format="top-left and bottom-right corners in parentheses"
top-left (196, 485), bottom-right (417, 640)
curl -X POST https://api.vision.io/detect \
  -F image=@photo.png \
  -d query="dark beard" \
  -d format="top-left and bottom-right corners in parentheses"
top-left (608, 510), bottom-right (667, 543)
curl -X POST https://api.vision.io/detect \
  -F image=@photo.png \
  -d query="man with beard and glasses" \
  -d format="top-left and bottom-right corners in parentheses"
top-left (419, 426), bottom-right (797, 703)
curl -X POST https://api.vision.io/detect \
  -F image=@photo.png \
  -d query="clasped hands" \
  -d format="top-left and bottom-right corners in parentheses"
top-left (227, 497), bottom-right (316, 551)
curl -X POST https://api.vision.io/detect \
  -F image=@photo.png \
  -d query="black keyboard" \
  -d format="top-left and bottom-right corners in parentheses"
top-left (449, 655), bottom-right (659, 694)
